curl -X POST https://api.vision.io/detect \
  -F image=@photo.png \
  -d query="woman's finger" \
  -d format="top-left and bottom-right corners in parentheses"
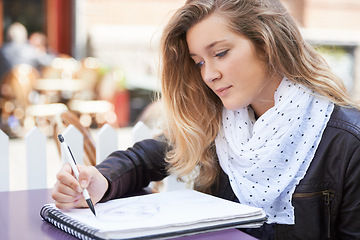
top-left (52, 183), bottom-right (81, 202)
top-left (56, 163), bottom-right (82, 193)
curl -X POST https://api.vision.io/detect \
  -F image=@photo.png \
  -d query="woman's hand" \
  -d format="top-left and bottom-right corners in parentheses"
top-left (51, 163), bottom-right (108, 209)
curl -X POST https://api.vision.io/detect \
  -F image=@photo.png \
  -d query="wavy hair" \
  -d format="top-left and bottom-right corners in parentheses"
top-left (159, 0), bottom-right (357, 193)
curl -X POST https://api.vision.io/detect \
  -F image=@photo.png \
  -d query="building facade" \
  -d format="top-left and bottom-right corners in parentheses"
top-left (81, 0), bottom-right (360, 98)
top-left (1, 0), bottom-right (360, 99)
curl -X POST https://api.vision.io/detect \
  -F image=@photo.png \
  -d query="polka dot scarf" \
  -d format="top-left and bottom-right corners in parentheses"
top-left (215, 77), bottom-right (334, 224)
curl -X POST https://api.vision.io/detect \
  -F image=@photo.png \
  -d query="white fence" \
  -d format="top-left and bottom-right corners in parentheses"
top-left (0, 123), bottom-right (141, 192)
top-left (0, 121), bottom-right (188, 193)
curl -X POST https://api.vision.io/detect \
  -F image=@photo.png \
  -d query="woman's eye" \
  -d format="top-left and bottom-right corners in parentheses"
top-left (196, 60), bottom-right (205, 68)
top-left (215, 50), bottom-right (228, 58)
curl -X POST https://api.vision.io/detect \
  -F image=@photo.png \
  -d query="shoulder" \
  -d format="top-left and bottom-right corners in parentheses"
top-left (132, 138), bottom-right (168, 155)
top-left (326, 105), bottom-right (360, 141)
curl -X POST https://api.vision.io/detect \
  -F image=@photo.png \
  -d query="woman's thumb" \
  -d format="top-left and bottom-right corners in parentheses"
top-left (78, 165), bottom-right (91, 189)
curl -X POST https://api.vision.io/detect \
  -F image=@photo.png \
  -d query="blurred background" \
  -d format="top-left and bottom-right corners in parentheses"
top-left (0, 0), bottom-right (359, 138)
top-left (0, 0), bottom-right (360, 192)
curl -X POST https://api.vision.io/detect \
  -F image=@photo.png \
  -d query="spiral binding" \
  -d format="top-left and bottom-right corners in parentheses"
top-left (40, 205), bottom-right (100, 240)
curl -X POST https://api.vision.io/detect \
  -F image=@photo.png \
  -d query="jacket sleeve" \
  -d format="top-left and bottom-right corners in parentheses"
top-left (95, 139), bottom-right (169, 202)
top-left (337, 145), bottom-right (360, 239)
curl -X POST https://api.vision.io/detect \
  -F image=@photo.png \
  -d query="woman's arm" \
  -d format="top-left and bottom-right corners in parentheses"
top-left (337, 145), bottom-right (360, 238)
top-left (95, 138), bottom-right (169, 201)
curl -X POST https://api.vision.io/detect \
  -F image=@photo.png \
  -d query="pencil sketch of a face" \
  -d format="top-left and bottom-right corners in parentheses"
top-left (97, 199), bottom-right (160, 223)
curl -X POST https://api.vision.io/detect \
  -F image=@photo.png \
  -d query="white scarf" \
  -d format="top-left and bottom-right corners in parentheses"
top-left (215, 77), bottom-right (334, 224)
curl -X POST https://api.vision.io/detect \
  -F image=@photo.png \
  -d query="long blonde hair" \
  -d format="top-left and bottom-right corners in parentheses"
top-left (160, 0), bottom-right (357, 193)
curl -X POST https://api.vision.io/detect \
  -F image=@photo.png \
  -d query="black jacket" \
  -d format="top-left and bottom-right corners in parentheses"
top-left (96, 105), bottom-right (360, 240)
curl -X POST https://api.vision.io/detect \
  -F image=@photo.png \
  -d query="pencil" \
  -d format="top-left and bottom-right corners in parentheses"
top-left (58, 134), bottom-right (96, 216)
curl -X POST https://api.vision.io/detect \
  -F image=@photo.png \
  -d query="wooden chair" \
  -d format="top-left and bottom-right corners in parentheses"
top-left (53, 110), bottom-right (96, 166)
top-left (0, 64), bottom-right (68, 137)
top-left (65, 57), bottom-right (118, 129)
top-left (1, 64), bottom-right (39, 109)
top-left (73, 57), bottom-right (103, 100)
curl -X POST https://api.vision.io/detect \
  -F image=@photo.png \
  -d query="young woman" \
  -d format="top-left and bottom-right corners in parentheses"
top-left (52, 0), bottom-right (360, 239)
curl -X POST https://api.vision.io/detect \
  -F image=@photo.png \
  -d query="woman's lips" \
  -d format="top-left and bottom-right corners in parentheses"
top-left (215, 86), bottom-right (232, 97)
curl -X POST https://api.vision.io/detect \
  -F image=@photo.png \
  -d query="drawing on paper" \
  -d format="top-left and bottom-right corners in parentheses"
top-left (97, 199), bottom-right (160, 223)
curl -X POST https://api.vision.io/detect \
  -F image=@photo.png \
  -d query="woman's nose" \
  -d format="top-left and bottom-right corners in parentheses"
top-left (202, 63), bottom-right (221, 83)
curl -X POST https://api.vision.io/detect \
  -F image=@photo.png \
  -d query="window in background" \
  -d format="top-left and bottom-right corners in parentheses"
top-left (3, 0), bottom-right (44, 40)
top-left (316, 45), bottom-right (355, 92)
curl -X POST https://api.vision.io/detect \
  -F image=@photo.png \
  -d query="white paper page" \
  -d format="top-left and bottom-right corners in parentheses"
top-left (50, 189), bottom-right (265, 233)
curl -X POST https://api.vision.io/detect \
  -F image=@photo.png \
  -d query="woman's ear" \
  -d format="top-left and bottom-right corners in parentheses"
top-left (255, 43), bottom-right (268, 62)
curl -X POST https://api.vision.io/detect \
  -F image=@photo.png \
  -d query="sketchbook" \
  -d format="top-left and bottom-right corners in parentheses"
top-left (40, 189), bottom-right (267, 240)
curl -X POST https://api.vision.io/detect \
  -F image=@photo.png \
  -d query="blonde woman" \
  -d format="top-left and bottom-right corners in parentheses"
top-left (52, 0), bottom-right (360, 239)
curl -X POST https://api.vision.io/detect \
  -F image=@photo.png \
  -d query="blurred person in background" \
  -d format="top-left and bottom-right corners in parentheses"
top-left (0, 22), bottom-right (53, 82)
top-left (28, 31), bottom-right (56, 64)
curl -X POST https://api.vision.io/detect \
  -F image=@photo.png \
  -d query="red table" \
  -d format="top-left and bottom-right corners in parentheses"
top-left (0, 189), bottom-right (257, 240)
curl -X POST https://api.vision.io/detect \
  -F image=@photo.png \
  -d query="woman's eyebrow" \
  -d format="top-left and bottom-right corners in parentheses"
top-left (206, 39), bottom-right (226, 50)
top-left (190, 39), bottom-right (227, 57)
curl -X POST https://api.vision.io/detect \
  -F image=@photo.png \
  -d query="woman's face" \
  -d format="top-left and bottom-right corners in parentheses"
top-left (186, 14), bottom-right (281, 117)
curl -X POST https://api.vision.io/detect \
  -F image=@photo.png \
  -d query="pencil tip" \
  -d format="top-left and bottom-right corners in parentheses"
top-left (58, 134), bottom-right (64, 143)
top-left (86, 199), bottom-right (96, 216)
